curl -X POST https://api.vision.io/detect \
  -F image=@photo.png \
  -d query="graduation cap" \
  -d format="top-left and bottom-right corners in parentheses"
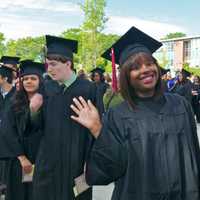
top-left (181, 69), bottom-right (191, 77)
top-left (160, 67), bottom-right (170, 76)
top-left (0, 56), bottom-right (20, 65)
top-left (90, 67), bottom-right (105, 82)
top-left (101, 26), bottom-right (162, 65)
top-left (0, 65), bottom-right (14, 81)
top-left (19, 60), bottom-right (46, 77)
top-left (46, 35), bottom-right (78, 60)
top-left (90, 67), bottom-right (105, 75)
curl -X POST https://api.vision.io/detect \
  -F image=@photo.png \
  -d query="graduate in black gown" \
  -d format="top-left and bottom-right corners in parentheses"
top-left (71, 27), bottom-right (200, 200)
top-left (0, 65), bottom-right (16, 121)
top-left (0, 65), bottom-right (16, 190)
top-left (0, 60), bottom-right (45, 200)
top-left (91, 67), bottom-right (109, 114)
top-left (33, 35), bottom-right (98, 200)
top-left (172, 70), bottom-right (193, 103)
top-left (192, 75), bottom-right (200, 123)
top-left (0, 56), bottom-right (20, 81)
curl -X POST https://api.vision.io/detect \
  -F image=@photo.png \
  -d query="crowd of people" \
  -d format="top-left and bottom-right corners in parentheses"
top-left (0, 26), bottom-right (199, 200)
top-left (161, 70), bottom-right (200, 123)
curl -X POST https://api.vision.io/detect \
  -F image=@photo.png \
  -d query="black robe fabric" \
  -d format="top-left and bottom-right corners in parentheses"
top-left (191, 84), bottom-right (200, 123)
top-left (0, 87), bottom-right (16, 121)
top-left (33, 78), bottom-right (98, 200)
top-left (86, 93), bottom-right (200, 200)
top-left (0, 87), bottom-right (16, 187)
top-left (94, 81), bottom-right (109, 115)
top-left (172, 80), bottom-right (192, 103)
top-left (0, 104), bottom-right (43, 200)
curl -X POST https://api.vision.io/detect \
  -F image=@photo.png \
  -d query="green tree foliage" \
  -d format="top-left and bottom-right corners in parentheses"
top-left (162, 32), bottom-right (186, 40)
top-left (156, 49), bottom-right (169, 68)
top-left (0, 33), bottom-right (6, 57)
top-left (61, 28), bottom-right (82, 65)
top-left (183, 62), bottom-right (200, 76)
top-left (79, 0), bottom-right (108, 71)
top-left (60, 27), bottom-right (119, 73)
top-left (0, 0), bottom-right (119, 73)
top-left (5, 36), bottom-right (45, 61)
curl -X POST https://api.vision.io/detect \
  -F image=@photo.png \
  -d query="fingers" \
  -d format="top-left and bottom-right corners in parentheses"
top-left (87, 100), bottom-right (96, 111)
top-left (73, 97), bottom-right (84, 110)
top-left (70, 104), bottom-right (80, 115)
top-left (70, 115), bottom-right (79, 122)
top-left (78, 96), bottom-right (88, 108)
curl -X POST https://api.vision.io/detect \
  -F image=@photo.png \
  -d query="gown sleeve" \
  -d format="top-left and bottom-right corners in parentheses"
top-left (182, 97), bottom-right (200, 181)
top-left (86, 108), bottom-right (128, 185)
top-left (0, 106), bottom-right (24, 160)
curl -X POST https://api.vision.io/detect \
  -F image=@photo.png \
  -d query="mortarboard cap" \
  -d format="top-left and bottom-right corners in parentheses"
top-left (90, 67), bottom-right (105, 74)
top-left (46, 35), bottom-right (78, 60)
top-left (0, 65), bottom-right (14, 80)
top-left (181, 69), bottom-right (191, 77)
top-left (102, 26), bottom-right (162, 65)
top-left (0, 56), bottom-right (20, 65)
top-left (160, 67), bottom-right (170, 76)
top-left (19, 60), bottom-right (46, 77)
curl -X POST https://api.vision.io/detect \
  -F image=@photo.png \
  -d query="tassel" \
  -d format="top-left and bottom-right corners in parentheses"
top-left (111, 48), bottom-right (118, 92)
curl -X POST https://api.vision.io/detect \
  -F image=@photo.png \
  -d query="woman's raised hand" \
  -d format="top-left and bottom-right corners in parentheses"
top-left (70, 96), bottom-right (102, 138)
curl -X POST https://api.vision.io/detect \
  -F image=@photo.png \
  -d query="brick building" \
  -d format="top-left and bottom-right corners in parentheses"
top-left (154, 35), bottom-right (200, 72)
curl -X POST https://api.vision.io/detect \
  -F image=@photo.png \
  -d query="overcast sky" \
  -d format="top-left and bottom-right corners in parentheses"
top-left (0, 0), bottom-right (199, 40)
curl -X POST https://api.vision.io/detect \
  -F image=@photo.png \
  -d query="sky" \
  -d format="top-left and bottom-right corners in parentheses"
top-left (0, 0), bottom-right (199, 40)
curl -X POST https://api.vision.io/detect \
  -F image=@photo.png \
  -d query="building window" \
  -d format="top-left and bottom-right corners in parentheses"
top-left (166, 42), bottom-right (174, 52)
top-left (183, 40), bottom-right (191, 62)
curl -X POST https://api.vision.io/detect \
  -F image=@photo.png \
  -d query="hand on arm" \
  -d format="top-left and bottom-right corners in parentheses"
top-left (29, 93), bottom-right (43, 113)
top-left (18, 155), bottom-right (33, 174)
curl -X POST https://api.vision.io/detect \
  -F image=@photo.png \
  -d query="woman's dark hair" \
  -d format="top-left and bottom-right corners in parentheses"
top-left (91, 71), bottom-right (105, 82)
top-left (0, 72), bottom-right (13, 84)
top-left (177, 72), bottom-right (188, 84)
top-left (12, 75), bottom-right (44, 114)
top-left (46, 54), bottom-right (74, 71)
top-left (194, 75), bottom-right (200, 84)
top-left (119, 52), bottom-right (163, 109)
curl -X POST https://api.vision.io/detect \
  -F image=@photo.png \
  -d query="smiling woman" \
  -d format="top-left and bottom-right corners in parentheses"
top-left (71, 26), bottom-right (200, 200)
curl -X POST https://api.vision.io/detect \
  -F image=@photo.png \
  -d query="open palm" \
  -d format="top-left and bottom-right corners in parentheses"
top-left (70, 96), bottom-right (102, 137)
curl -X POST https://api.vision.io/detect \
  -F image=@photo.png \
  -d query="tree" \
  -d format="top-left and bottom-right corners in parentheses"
top-left (155, 48), bottom-right (169, 68)
top-left (61, 28), bottom-right (119, 72)
top-left (0, 33), bottom-right (6, 57)
top-left (162, 32), bottom-right (186, 40)
top-left (79, 0), bottom-right (108, 71)
top-left (5, 36), bottom-right (45, 61)
top-left (61, 28), bottom-right (83, 66)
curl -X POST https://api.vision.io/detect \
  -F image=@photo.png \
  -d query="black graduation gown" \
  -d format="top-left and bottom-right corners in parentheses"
top-left (172, 80), bottom-right (192, 103)
top-left (0, 87), bottom-right (16, 186)
top-left (95, 81), bottom-right (109, 115)
top-left (43, 76), bottom-right (62, 97)
top-left (0, 105), bottom-right (43, 200)
top-left (161, 80), bottom-right (169, 92)
top-left (0, 87), bottom-right (16, 121)
top-left (86, 93), bottom-right (200, 200)
top-left (33, 78), bottom-right (97, 200)
top-left (191, 84), bottom-right (200, 123)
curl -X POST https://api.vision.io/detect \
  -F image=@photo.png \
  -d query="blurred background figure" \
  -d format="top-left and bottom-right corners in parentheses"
top-left (192, 75), bottom-right (200, 123)
top-left (104, 73), bottom-right (112, 86)
top-left (0, 56), bottom-right (20, 81)
top-left (77, 69), bottom-right (88, 80)
top-left (171, 70), bottom-right (192, 103)
top-left (91, 67), bottom-right (109, 114)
